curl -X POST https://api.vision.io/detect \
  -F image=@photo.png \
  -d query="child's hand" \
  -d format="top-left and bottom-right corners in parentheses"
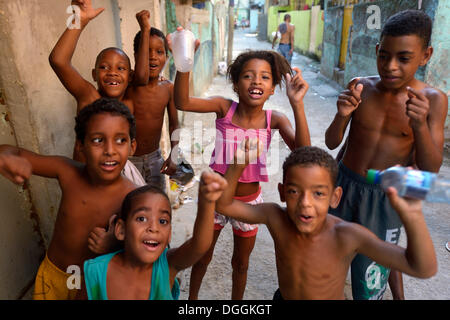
top-left (337, 78), bottom-right (363, 117)
top-left (234, 137), bottom-right (263, 168)
top-left (386, 187), bottom-right (423, 220)
top-left (160, 156), bottom-right (177, 176)
top-left (136, 10), bottom-right (151, 31)
top-left (286, 67), bottom-right (309, 105)
top-left (71, 0), bottom-right (104, 25)
top-left (199, 170), bottom-right (228, 203)
top-left (88, 214), bottom-right (118, 254)
top-left (166, 26), bottom-right (201, 54)
top-left (406, 87), bottom-right (430, 130)
top-left (0, 154), bottom-right (32, 185)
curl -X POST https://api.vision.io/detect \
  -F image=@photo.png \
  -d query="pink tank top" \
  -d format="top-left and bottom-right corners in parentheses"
top-left (209, 101), bottom-right (272, 183)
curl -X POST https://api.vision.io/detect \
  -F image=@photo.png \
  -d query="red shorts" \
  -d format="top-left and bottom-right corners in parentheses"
top-left (214, 186), bottom-right (262, 237)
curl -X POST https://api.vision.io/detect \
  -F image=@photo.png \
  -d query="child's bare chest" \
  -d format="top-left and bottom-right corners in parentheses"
top-left (275, 233), bottom-right (350, 297)
top-left (133, 86), bottom-right (170, 119)
top-left (353, 95), bottom-right (413, 138)
top-left (59, 185), bottom-right (126, 229)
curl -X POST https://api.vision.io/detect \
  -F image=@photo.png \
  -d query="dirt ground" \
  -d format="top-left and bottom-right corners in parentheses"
top-left (169, 29), bottom-right (450, 300)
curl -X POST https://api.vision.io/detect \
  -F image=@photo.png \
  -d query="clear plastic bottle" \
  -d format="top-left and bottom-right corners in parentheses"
top-left (366, 166), bottom-right (450, 203)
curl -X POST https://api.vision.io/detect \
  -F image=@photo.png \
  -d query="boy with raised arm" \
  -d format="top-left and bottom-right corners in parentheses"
top-left (216, 143), bottom-right (437, 299)
top-left (325, 10), bottom-right (447, 299)
top-left (0, 98), bottom-right (138, 299)
top-left (49, 0), bottom-right (149, 163)
top-left (124, 26), bottom-right (181, 190)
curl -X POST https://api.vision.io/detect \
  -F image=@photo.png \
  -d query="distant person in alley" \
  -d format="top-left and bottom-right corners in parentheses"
top-left (272, 14), bottom-right (295, 64)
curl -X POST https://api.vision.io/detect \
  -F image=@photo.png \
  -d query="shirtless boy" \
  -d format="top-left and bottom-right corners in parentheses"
top-left (272, 14), bottom-right (295, 64)
top-left (49, 0), bottom-right (149, 161)
top-left (125, 26), bottom-right (180, 191)
top-left (325, 10), bottom-right (447, 300)
top-left (216, 144), bottom-right (437, 299)
top-left (0, 98), bottom-right (137, 299)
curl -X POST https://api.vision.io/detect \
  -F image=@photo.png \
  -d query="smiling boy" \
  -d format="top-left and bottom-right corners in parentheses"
top-left (124, 27), bottom-right (180, 190)
top-left (216, 145), bottom-right (437, 299)
top-left (49, 1), bottom-right (149, 163)
top-left (0, 98), bottom-right (137, 299)
top-left (325, 10), bottom-right (447, 299)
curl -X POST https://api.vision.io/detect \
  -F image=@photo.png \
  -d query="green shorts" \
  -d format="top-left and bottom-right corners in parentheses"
top-left (330, 161), bottom-right (402, 300)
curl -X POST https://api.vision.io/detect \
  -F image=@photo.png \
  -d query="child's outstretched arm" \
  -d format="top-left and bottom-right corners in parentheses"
top-left (49, 0), bottom-right (104, 109)
top-left (351, 187), bottom-right (437, 278)
top-left (168, 28), bottom-right (226, 115)
top-left (0, 145), bottom-right (71, 183)
top-left (325, 77), bottom-right (363, 150)
top-left (168, 171), bottom-right (227, 274)
top-left (132, 10), bottom-right (151, 86)
top-left (216, 138), bottom-right (273, 225)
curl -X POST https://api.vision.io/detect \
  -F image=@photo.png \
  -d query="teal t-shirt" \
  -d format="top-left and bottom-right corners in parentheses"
top-left (83, 248), bottom-right (180, 300)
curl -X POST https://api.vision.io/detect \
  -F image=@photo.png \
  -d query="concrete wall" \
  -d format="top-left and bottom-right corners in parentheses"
top-left (0, 93), bottom-right (43, 299)
top-left (320, 5), bottom-right (343, 80)
top-left (425, 0), bottom-right (450, 127)
top-left (309, 5), bottom-right (321, 57)
top-left (169, 0), bottom-right (224, 98)
top-left (267, 6), bottom-right (279, 38)
top-left (191, 2), bottom-right (215, 96)
top-left (257, 12), bottom-right (268, 41)
top-left (0, 0), bottom-right (167, 299)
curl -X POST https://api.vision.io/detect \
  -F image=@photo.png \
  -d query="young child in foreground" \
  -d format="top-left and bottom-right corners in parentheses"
top-left (216, 142), bottom-right (437, 300)
top-left (0, 98), bottom-right (138, 299)
top-left (325, 9), bottom-right (447, 299)
top-left (79, 171), bottom-right (227, 300)
top-left (172, 41), bottom-right (311, 299)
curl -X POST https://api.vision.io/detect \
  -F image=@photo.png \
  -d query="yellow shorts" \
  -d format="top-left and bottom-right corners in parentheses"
top-left (32, 254), bottom-right (80, 300)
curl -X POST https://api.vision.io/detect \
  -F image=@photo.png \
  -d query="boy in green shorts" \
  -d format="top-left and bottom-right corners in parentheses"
top-left (325, 10), bottom-right (447, 299)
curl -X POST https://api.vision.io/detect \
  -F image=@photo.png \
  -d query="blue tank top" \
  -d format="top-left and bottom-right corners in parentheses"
top-left (83, 248), bottom-right (180, 300)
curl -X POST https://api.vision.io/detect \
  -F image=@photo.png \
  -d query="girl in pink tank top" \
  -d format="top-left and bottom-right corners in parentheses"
top-left (173, 46), bottom-right (311, 299)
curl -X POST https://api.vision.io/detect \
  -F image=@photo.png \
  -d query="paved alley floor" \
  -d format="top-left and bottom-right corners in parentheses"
top-left (170, 28), bottom-right (450, 300)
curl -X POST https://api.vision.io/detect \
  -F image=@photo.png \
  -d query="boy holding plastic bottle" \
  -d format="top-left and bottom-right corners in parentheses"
top-left (325, 10), bottom-right (448, 300)
top-left (215, 143), bottom-right (437, 300)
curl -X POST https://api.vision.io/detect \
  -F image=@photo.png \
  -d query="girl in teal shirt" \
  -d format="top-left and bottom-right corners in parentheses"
top-left (81, 171), bottom-right (227, 300)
